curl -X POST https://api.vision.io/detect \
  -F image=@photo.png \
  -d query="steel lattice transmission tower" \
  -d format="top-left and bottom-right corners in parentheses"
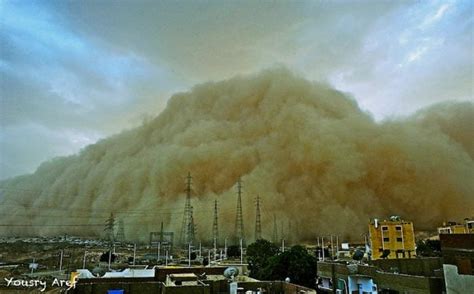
top-left (104, 212), bottom-right (115, 245)
top-left (189, 206), bottom-right (196, 244)
top-left (180, 172), bottom-right (193, 245)
top-left (212, 199), bottom-right (219, 245)
top-left (234, 178), bottom-right (244, 245)
top-left (116, 219), bottom-right (125, 243)
top-left (255, 195), bottom-right (262, 241)
top-left (272, 214), bottom-right (278, 244)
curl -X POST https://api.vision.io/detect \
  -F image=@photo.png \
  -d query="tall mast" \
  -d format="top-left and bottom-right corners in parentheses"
top-left (255, 195), bottom-right (262, 241)
top-left (234, 177), bottom-right (244, 245)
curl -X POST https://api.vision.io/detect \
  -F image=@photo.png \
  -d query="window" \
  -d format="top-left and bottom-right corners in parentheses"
top-left (379, 248), bottom-right (384, 252)
top-left (383, 237), bottom-right (389, 242)
top-left (396, 237), bottom-right (403, 242)
top-left (382, 226), bottom-right (388, 231)
top-left (395, 226), bottom-right (402, 231)
top-left (439, 228), bottom-right (452, 234)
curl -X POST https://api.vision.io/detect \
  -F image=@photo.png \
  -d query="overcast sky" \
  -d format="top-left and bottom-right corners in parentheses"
top-left (1, 0), bottom-right (472, 179)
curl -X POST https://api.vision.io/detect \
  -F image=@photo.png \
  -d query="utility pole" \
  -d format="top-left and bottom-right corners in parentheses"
top-left (133, 243), bottom-right (136, 266)
top-left (322, 237), bottom-right (325, 261)
top-left (180, 172), bottom-right (193, 245)
top-left (255, 195), bottom-right (262, 241)
top-left (82, 251), bottom-right (87, 269)
top-left (59, 250), bottom-right (64, 271)
top-left (224, 237), bottom-right (228, 259)
top-left (188, 243), bottom-right (192, 268)
top-left (234, 178), bottom-right (244, 245)
top-left (214, 237), bottom-right (217, 262)
top-left (160, 222), bottom-right (164, 245)
top-left (156, 242), bottom-right (161, 262)
top-left (240, 238), bottom-right (243, 265)
top-left (108, 248), bottom-right (112, 270)
top-left (317, 238), bottom-right (321, 260)
top-left (212, 199), bottom-right (219, 246)
top-left (330, 235), bottom-right (334, 260)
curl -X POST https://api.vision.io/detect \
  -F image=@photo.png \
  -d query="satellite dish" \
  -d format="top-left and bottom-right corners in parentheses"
top-left (352, 249), bottom-right (364, 261)
top-left (285, 277), bottom-right (290, 283)
top-left (223, 267), bottom-right (239, 279)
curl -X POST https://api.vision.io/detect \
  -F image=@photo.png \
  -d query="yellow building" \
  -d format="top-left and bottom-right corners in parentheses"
top-left (438, 218), bottom-right (474, 234)
top-left (466, 218), bottom-right (474, 233)
top-left (368, 216), bottom-right (416, 260)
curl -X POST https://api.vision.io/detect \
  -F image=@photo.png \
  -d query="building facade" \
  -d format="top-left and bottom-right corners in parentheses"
top-left (317, 260), bottom-right (444, 294)
top-left (368, 216), bottom-right (416, 260)
top-left (438, 218), bottom-right (474, 234)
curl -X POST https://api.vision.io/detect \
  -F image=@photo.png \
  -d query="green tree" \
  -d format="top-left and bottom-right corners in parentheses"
top-left (416, 239), bottom-right (441, 257)
top-left (263, 245), bottom-right (317, 289)
top-left (99, 251), bottom-right (117, 263)
top-left (246, 239), bottom-right (279, 280)
top-left (227, 245), bottom-right (241, 258)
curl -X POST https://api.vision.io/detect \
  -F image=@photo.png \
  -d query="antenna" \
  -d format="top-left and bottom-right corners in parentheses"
top-left (234, 178), bottom-right (244, 245)
top-left (255, 195), bottom-right (262, 241)
top-left (212, 199), bottom-right (219, 246)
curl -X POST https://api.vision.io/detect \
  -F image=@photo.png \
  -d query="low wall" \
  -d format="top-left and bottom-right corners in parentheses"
top-left (370, 257), bottom-right (443, 276)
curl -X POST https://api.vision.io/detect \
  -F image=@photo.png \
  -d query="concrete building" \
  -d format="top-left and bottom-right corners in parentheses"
top-left (438, 218), bottom-right (474, 234)
top-left (440, 233), bottom-right (474, 293)
top-left (368, 216), bottom-right (416, 260)
top-left (72, 266), bottom-right (316, 294)
top-left (443, 264), bottom-right (474, 294)
top-left (440, 233), bottom-right (474, 274)
top-left (317, 259), bottom-right (444, 294)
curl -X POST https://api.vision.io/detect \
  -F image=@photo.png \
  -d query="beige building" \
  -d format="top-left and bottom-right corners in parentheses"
top-left (369, 216), bottom-right (416, 260)
top-left (438, 218), bottom-right (474, 234)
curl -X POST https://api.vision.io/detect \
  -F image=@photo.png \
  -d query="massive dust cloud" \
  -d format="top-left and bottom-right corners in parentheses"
top-left (1, 68), bottom-right (473, 242)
